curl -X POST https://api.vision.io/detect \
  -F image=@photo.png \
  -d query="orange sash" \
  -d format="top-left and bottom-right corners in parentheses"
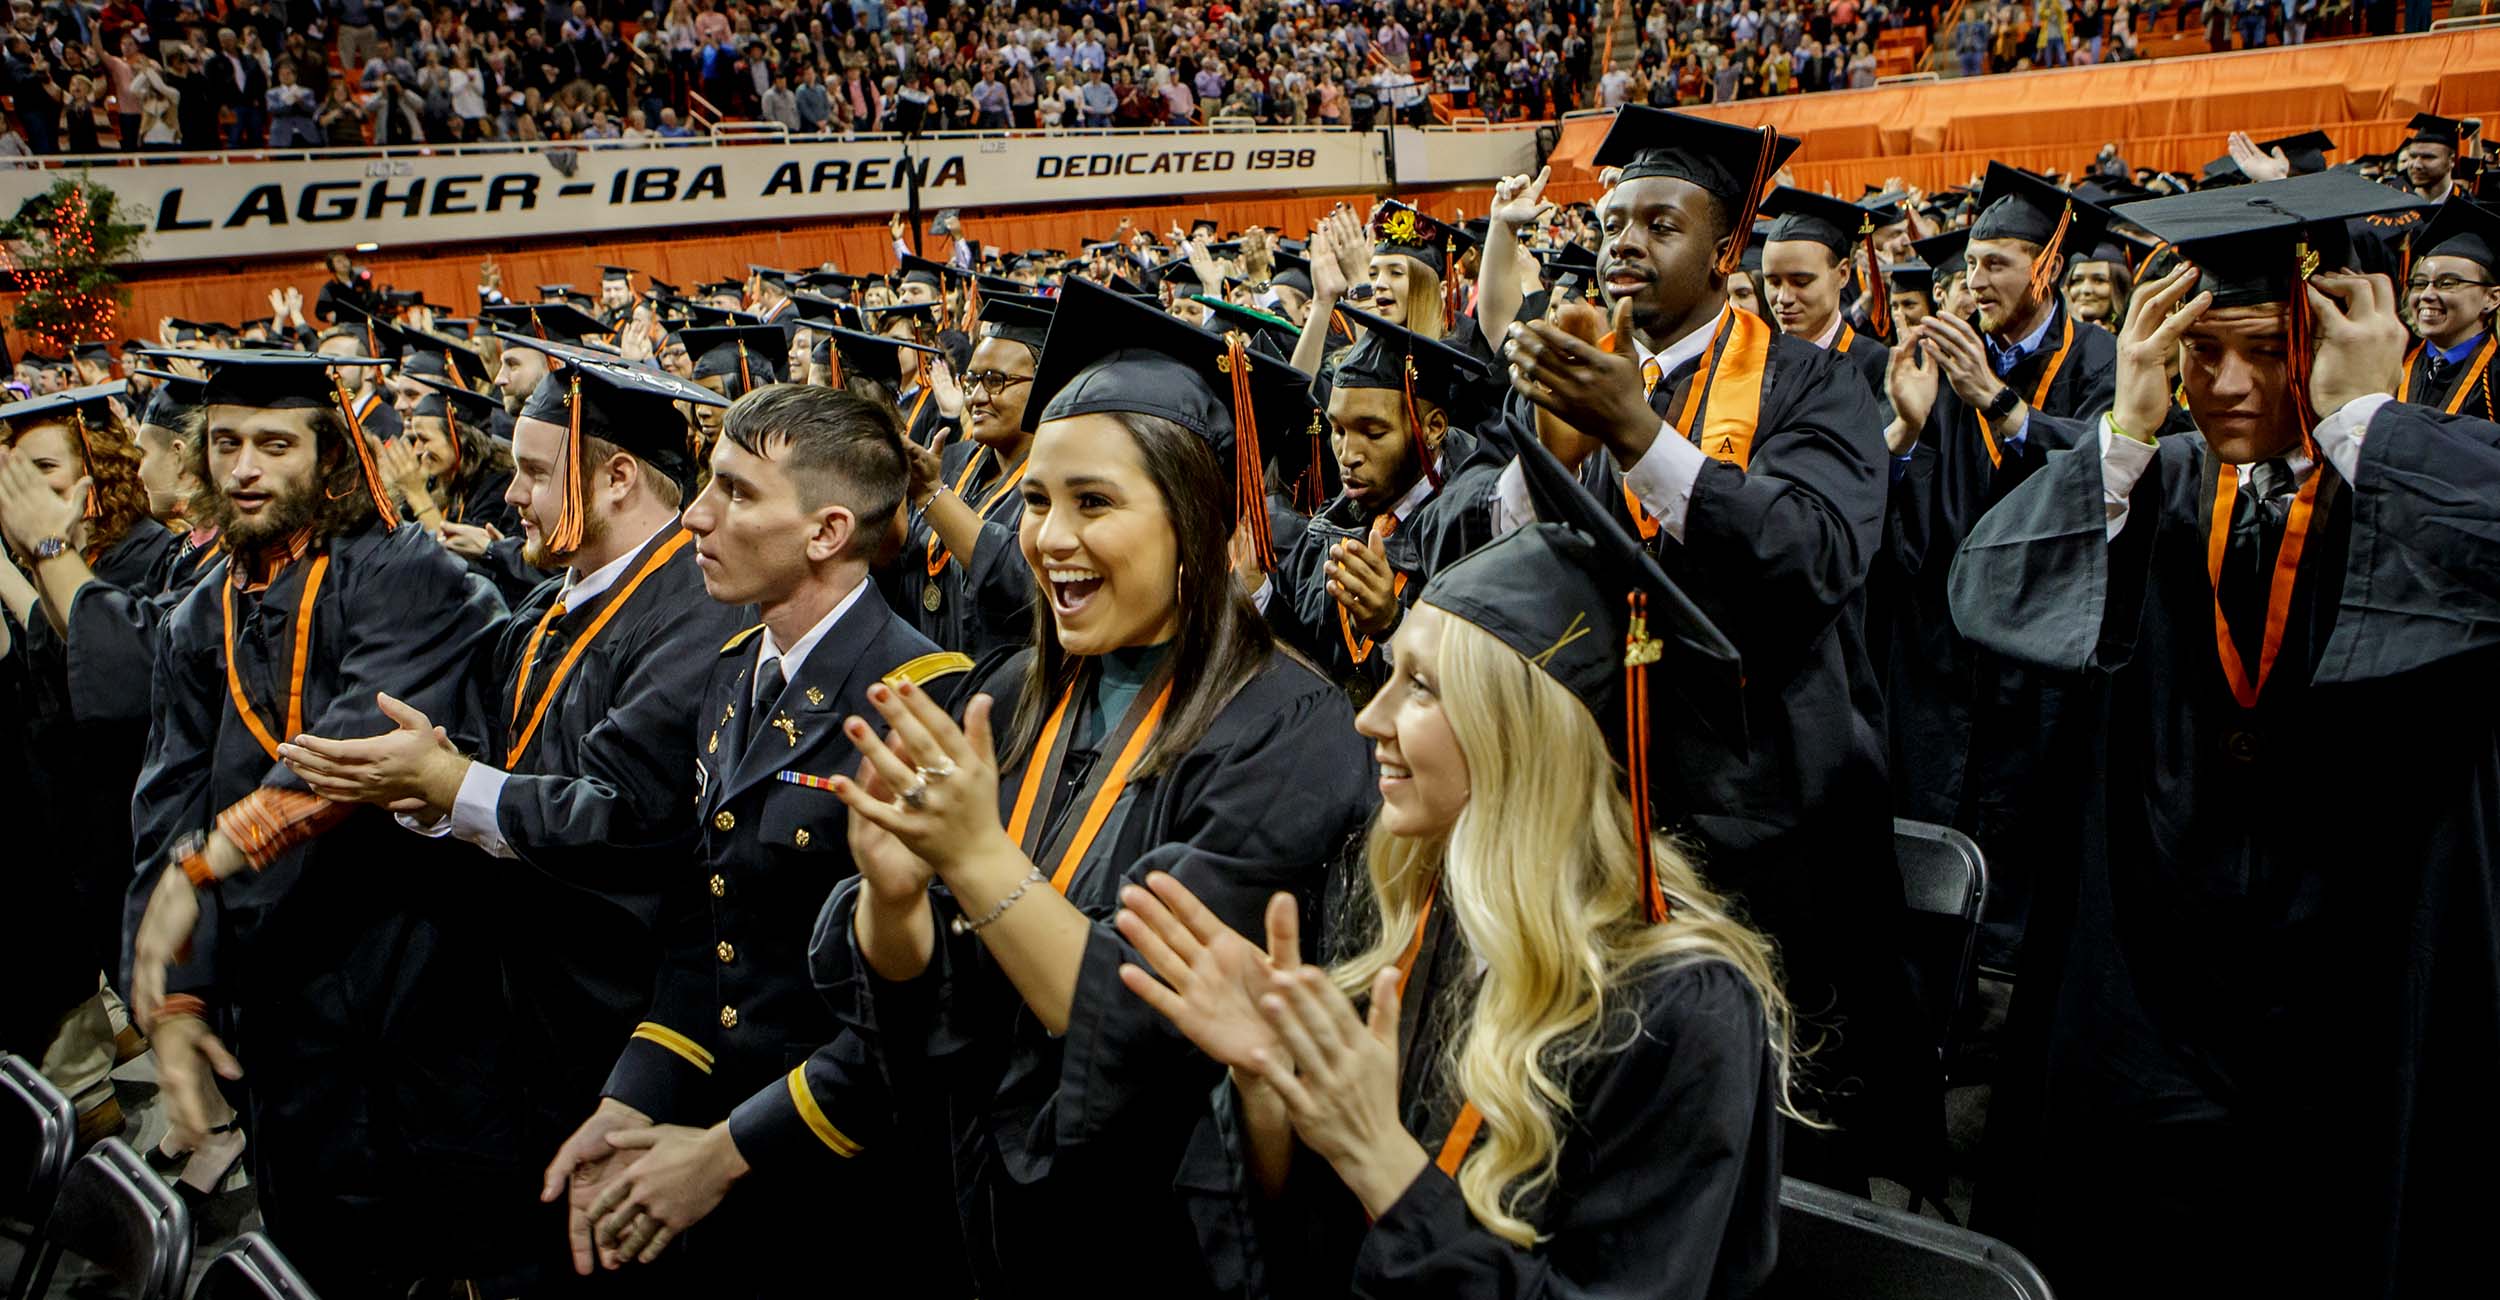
top-left (924, 448), bottom-right (1029, 576)
top-left (1390, 883), bottom-right (1481, 1178)
top-left (1610, 306), bottom-right (1772, 539)
top-left (505, 530), bottom-right (694, 766)
top-left (222, 555), bottom-right (329, 760)
top-left (1004, 671), bottom-right (1176, 893)
top-left (2204, 466), bottom-right (2322, 710)
top-left (2398, 333), bottom-right (2496, 415)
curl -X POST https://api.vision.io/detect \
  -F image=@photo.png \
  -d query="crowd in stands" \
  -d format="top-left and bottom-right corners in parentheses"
top-left (0, 0), bottom-right (2469, 158)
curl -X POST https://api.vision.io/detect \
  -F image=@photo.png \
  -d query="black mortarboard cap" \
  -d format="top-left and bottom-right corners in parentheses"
top-left (747, 265), bottom-right (796, 291)
top-left (2414, 196), bottom-right (2500, 271)
top-left (1911, 228), bottom-right (1970, 279)
top-left (72, 340), bottom-right (113, 363)
top-left (164, 319), bottom-right (208, 343)
top-left (683, 324), bottom-right (789, 391)
top-left (1329, 306), bottom-right (1491, 428)
top-left (862, 301), bottom-right (942, 340)
top-left (408, 372), bottom-right (501, 426)
top-left (974, 273), bottom-right (1026, 298)
top-left (681, 302), bottom-right (763, 329)
top-left (179, 349), bottom-right (389, 409)
top-left (1968, 163), bottom-right (2115, 252)
top-left (976, 294), bottom-right (1053, 352)
top-left (514, 345), bottom-right (721, 501)
top-left (1026, 280), bottom-right (1317, 533)
top-left (599, 265), bottom-right (637, 283)
top-left (1268, 251), bottom-right (1313, 296)
top-left (1590, 105), bottom-right (1801, 207)
top-left (1368, 199), bottom-right (1457, 277)
top-left (1536, 241), bottom-right (1601, 297)
top-left (1886, 258), bottom-right (1935, 294)
top-left (894, 254), bottom-right (950, 289)
top-left (2263, 130), bottom-right (2336, 176)
top-left (1191, 295), bottom-right (1301, 361)
top-left (134, 369), bottom-right (206, 428)
top-left (788, 294), bottom-right (861, 332)
top-left (1106, 273), bottom-right (1151, 298)
top-left (2410, 112), bottom-right (2467, 152)
top-left (699, 279), bottom-right (747, 299)
top-left (1759, 186), bottom-right (1887, 259)
top-left (1149, 256), bottom-right (1205, 293)
top-left (2114, 170), bottom-right (2428, 306)
top-left (1739, 220), bottom-right (1771, 274)
top-left (820, 327), bottom-right (943, 389)
top-left (1, 381), bottom-right (126, 431)
top-left (392, 331), bottom-right (491, 388)
top-left (480, 301), bottom-right (612, 342)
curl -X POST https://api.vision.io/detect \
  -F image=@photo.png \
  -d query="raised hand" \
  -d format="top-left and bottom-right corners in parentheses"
top-left (2305, 269), bottom-right (2409, 419)
top-left (1489, 165), bottom-right (1554, 229)
top-left (1118, 877), bottom-right (1302, 1072)
top-left (2111, 266), bottom-right (2208, 443)
top-left (1886, 327), bottom-right (1940, 450)
top-left (2225, 130), bottom-right (2293, 184)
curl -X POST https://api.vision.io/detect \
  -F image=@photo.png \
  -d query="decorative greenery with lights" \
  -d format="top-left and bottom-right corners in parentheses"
top-left (2, 176), bottom-right (149, 357)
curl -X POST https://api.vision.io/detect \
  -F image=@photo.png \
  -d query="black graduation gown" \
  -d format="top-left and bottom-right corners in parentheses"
top-left (1178, 905), bottom-right (1783, 1300)
top-left (1879, 301), bottom-right (2114, 959)
top-left (461, 523), bottom-right (753, 1154)
top-left (1830, 324), bottom-right (1890, 404)
top-left (897, 383), bottom-right (954, 449)
top-left (600, 584), bottom-right (968, 1296)
top-left (1267, 428), bottom-right (1502, 702)
top-left (0, 521), bottom-right (180, 1047)
top-left (1490, 324), bottom-right (1939, 1188)
top-left (817, 647), bottom-right (1374, 1299)
top-left (449, 466), bottom-right (521, 533)
top-left (2400, 334), bottom-right (2500, 421)
top-left (899, 438), bottom-right (1038, 662)
top-left (1946, 405), bottom-right (2500, 1300)
top-left (466, 532), bottom-right (548, 607)
top-left (127, 520), bottom-right (524, 1296)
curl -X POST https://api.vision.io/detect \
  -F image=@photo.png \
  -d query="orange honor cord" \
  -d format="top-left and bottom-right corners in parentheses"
top-left (331, 376), bottom-right (399, 530)
top-left (2204, 466), bottom-right (2323, 710)
top-left (221, 554), bottom-right (331, 760)
top-left (505, 530), bottom-right (695, 766)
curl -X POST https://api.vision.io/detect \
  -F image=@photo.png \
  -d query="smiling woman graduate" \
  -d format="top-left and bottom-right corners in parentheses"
top-left (809, 280), bottom-right (1376, 1299)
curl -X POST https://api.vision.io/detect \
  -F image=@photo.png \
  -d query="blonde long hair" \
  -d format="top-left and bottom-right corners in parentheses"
top-left (1331, 613), bottom-right (1798, 1246)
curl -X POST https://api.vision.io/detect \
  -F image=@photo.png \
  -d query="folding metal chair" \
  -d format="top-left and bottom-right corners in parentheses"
top-left (2, 1053), bottom-right (76, 1300)
top-left (1764, 1177), bottom-right (2054, 1299)
top-left (12, 1138), bottom-right (192, 1300)
top-left (1893, 818), bottom-right (1988, 1065)
top-left (192, 1232), bottom-right (321, 1300)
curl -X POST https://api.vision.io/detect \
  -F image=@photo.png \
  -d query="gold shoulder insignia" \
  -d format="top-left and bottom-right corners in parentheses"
top-left (721, 624), bottom-right (767, 654)
top-left (884, 651), bottom-right (976, 687)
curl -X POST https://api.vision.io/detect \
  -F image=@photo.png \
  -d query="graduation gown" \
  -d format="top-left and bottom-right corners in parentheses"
top-left (600, 583), bottom-right (969, 1296)
top-left (1267, 428), bottom-right (1501, 702)
top-left (0, 520), bottom-right (181, 1046)
top-left (817, 646), bottom-right (1374, 1299)
top-left (127, 520), bottom-right (520, 1296)
top-left (1829, 322), bottom-right (1890, 404)
top-left (900, 438), bottom-right (1038, 662)
top-left (448, 466), bottom-right (520, 533)
top-left (2398, 332), bottom-right (2500, 421)
top-left (463, 522), bottom-right (752, 1150)
top-left (1879, 300), bottom-right (2114, 959)
top-left (1490, 319), bottom-right (1938, 1188)
top-left (897, 382), bottom-right (953, 449)
top-left (1179, 907), bottom-right (1782, 1300)
top-left (1946, 404), bottom-right (2500, 1300)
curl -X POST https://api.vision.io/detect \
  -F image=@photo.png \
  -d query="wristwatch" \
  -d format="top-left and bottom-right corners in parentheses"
top-left (32, 536), bottom-right (69, 561)
top-left (1981, 385), bottom-right (2022, 423)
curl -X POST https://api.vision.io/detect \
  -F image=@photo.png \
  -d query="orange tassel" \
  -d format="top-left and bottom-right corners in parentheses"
top-left (2287, 241), bottom-right (2321, 447)
top-left (1403, 357), bottom-right (1440, 490)
top-left (737, 340), bottom-right (752, 394)
top-left (1623, 590), bottom-right (1670, 923)
top-left (547, 373), bottom-right (587, 553)
top-left (1715, 128), bottom-right (1781, 280)
top-left (70, 412), bottom-right (102, 520)
top-left (1223, 332), bottom-right (1274, 573)
top-left (2028, 200), bottom-right (2075, 307)
top-left (1863, 239), bottom-right (1891, 340)
top-left (331, 376), bottom-right (399, 531)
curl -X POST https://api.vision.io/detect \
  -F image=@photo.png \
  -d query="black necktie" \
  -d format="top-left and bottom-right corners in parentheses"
top-left (2222, 459), bottom-right (2297, 670)
top-left (753, 656), bottom-right (786, 714)
top-left (2427, 353), bottom-right (2457, 393)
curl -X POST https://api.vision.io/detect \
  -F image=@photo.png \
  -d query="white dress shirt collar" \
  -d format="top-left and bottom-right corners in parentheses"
top-left (1632, 305), bottom-right (1726, 377)
top-left (758, 575), bottom-right (871, 689)
top-left (558, 517), bottom-right (674, 608)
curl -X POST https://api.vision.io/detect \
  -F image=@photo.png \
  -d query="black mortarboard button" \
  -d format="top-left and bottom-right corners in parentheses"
top-left (683, 324), bottom-right (788, 393)
top-left (408, 372), bottom-right (501, 426)
top-left (976, 295), bottom-right (1053, 352)
top-left (2116, 170), bottom-right (2429, 307)
top-left (1027, 279), bottom-right (1317, 568)
top-left (1330, 305), bottom-right (1492, 437)
top-left (514, 345), bottom-right (723, 546)
top-left (1368, 199), bottom-right (1457, 277)
top-left (2414, 196), bottom-right (2500, 272)
top-left (480, 301), bottom-right (613, 343)
top-left (1418, 427), bottom-right (1742, 917)
top-left (1911, 228), bottom-right (1970, 279)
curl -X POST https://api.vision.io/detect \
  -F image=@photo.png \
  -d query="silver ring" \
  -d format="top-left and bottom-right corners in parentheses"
top-left (901, 782), bottom-right (928, 809)
top-left (915, 761), bottom-right (959, 782)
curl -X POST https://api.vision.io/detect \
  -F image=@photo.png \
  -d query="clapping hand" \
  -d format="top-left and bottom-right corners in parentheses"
top-left (1116, 875), bottom-right (1303, 1074)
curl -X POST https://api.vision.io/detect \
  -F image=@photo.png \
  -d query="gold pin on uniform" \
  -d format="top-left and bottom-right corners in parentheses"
top-left (707, 731), bottom-right (719, 754)
top-left (805, 687), bottom-right (825, 706)
top-left (772, 714), bottom-right (801, 747)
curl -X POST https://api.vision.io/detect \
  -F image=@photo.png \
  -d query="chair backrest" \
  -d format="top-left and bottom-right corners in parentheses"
top-left (193, 1232), bottom-right (322, 1300)
top-left (0, 1053), bottom-right (74, 1223)
top-left (29, 1138), bottom-right (194, 1300)
top-left (1764, 1177), bottom-right (2056, 1300)
top-left (1892, 819), bottom-right (1988, 1063)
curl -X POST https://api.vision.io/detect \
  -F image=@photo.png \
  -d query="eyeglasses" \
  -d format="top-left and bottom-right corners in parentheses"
top-left (961, 371), bottom-right (1033, 396)
top-left (2407, 275), bottom-right (2496, 294)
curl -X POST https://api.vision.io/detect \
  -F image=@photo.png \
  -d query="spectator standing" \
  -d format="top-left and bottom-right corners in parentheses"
top-left (268, 59), bottom-right (322, 147)
top-left (795, 63), bottom-right (832, 133)
top-left (1599, 61), bottom-right (1631, 107)
top-left (762, 69), bottom-right (799, 131)
top-left (316, 78), bottom-right (362, 145)
top-left (365, 72), bottom-right (423, 145)
top-left (448, 45), bottom-right (487, 140)
top-left (971, 63), bottom-right (1009, 128)
top-left (337, 0), bottom-right (378, 79)
top-left (100, 34), bottom-right (140, 151)
top-left (1008, 60), bottom-right (1037, 128)
top-left (1080, 66), bottom-right (1115, 126)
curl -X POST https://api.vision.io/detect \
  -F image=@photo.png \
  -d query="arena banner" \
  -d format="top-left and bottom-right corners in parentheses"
top-left (0, 130), bottom-right (1386, 265)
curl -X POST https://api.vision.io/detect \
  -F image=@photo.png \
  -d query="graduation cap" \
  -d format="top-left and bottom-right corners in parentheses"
top-left (2410, 196), bottom-right (2500, 272)
top-left (71, 340), bottom-right (114, 367)
top-left (1026, 279), bottom-right (1317, 571)
top-left (1968, 163), bottom-right (2116, 304)
top-left (178, 349), bottom-right (400, 526)
top-left (646, 277), bottom-right (681, 301)
top-left (433, 316), bottom-right (481, 341)
top-left (1106, 273), bottom-right (1152, 298)
top-left (512, 340), bottom-right (722, 523)
top-left (164, 318), bottom-right (209, 344)
top-left (1911, 228), bottom-right (1970, 280)
top-left (1759, 187), bottom-right (1893, 260)
top-left (328, 301), bottom-right (392, 355)
top-left (786, 293), bottom-right (858, 330)
top-left (599, 265), bottom-right (638, 285)
top-left (1418, 424), bottom-right (1743, 919)
top-left (1458, 218), bottom-right (1491, 250)
top-left (894, 254), bottom-right (951, 291)
top-left (862, 301), bottom-right (942, 339)
top-left (746, 265), bottom-right (797, 293)
top-left (407, 372), bottom-right (501, 427)
top-left (1149, 256), bottom-right (1207, 295)
top-left (682, 324), bottom-right (787, 394)
top-left (817, 327), bottom-right (943, 390)
top-left (1592, 105), bottom-right (1801, 275)
top-left (1885, 258), bottom-right (1935, 296)
top-left (2116, 170), bottom-right (2426, 306)
top-left (681, 302), bottom-right (764, 329)
top-left (976, 294), bottom-right (1053, 352)
top-left (1536, 242), bottom-right (1601, 300)
top-left (1190, 295), bottom-right (1300, 361)
top-left (380, 288), bottom-right (436, 314)
top-left (1188, 217), bottom-right (1221, 235)
top-left (480, 301), bottom-right (612, 343)
top-left (698, 279), bottom-right (748, 300)
top-left (1267, 251), bottom-right (1313, 297)
top-left (973, 273), bottom-right (1026, 299)
top-left (1330, 305), bottom-right (1493, 444)
top-left (1738, 221), bottom-right (1770, 276)
top-left (1368, 199), bottom-right (1460, 277)
top-left (0, 380), bottom-right (129, 521)
top-left (396, 333), bottom-right (492, 389)
top-left (133, 369), bottom-right (206, 430)
top-left (2409, 112), bottom-right (2469, 153)
top-left (535, 284), bottom-right (596, 307)
top-left (2074, 177), bottom-right (2159, 208)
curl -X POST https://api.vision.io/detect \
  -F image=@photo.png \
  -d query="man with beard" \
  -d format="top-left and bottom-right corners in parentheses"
top-left (1950, 169), bottom-right (2500, 1300)
top-left (276, 350), bottom-right (747, 1289)
top-left (1494, 106), bottom-right (1937, 1194)
top-left (123, 350), bottom-right (521, 1297)
top-left (598, 264), bottom-right (644, 331)
top-left (1878, 165), bottom-right (2119, 968)
top-left (2403, 112), bottom-right (2470, 204)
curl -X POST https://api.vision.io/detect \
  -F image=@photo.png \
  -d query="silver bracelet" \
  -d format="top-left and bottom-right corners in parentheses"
top-left (952, 867), bottom-right (1047, 935)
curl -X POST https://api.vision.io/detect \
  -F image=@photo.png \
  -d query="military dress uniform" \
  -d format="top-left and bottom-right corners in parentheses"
top-left (600, 579), bottom-right (971, 1294)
